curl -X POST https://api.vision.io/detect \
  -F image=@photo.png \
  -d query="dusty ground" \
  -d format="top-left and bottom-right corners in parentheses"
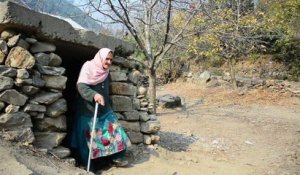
top-left (1, 81), bottom-right (299, 175)
top-left (105, 82), bottom-right (300, 175)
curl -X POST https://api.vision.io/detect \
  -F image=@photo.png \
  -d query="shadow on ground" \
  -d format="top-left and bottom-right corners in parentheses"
top-left (158, 131), bottom-right (197, 152)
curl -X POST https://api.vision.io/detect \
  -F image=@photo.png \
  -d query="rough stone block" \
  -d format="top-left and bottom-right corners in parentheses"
top-left (140, 121), bottom-right (160, 134)
top-left (119, 121), bottom-right (140, 132)
top-left (123, 110), bottom-right (140, 121)
top-left (111, 95), bottom-right (132, 112)
top-left (126, 131), bottom-right (143, 144)
top-left (0, 89), bottom-right (28, 106)
top-left (34, 132), bottom-right (66, 149)
top-left (110, 82), bottom-right (136, 96)
top-left (0, 112), bottom-right (32, 130)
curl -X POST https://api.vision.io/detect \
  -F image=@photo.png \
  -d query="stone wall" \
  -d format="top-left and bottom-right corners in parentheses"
top-left (0, 29), bottom-right (160, 159)
top-left (188, 71), bottom-right (300, 97)
top-left (109, 58), bottom-right (161, 145)
top-left (0, 29), bottom-right (68, 154)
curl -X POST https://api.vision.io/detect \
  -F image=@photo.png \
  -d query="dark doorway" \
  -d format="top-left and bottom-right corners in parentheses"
top-left (54, 42), bottom-right (98, 149)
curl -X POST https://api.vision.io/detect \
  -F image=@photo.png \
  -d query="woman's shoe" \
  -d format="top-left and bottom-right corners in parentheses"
top-left (112, 158), bottom-right (128, 167)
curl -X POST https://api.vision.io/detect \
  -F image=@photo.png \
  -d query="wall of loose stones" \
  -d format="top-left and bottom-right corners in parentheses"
top-left (110, 57), bottom-right (161, 146)
top-left (0, 29), bottom-right (69, 157)
top-left (0, 29), bottom-right (160, 159)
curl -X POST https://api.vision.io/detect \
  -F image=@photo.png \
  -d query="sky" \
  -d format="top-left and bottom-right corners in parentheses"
top-left (70, 0), bottom-right (125, 34)
top-left (72, 0), bottom-right (87, 6)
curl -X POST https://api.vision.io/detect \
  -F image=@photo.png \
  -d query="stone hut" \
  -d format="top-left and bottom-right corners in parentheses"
top-left (0, 1), bottom-right (160, 160)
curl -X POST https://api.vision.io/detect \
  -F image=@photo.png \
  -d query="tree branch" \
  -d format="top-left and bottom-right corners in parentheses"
top-left (155, 1), bottom-right (202, 66)
top-left (152, 0), bottom-right (172, 61)
top-left (106, 0), bottom-right (152, 68)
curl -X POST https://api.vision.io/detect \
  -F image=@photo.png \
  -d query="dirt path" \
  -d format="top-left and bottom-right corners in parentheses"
top-left (105, 82), bottom-right (300, 175)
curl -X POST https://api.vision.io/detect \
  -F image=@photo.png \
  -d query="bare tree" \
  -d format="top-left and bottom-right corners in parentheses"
top-left (80, 0), bottom-right (203, 113)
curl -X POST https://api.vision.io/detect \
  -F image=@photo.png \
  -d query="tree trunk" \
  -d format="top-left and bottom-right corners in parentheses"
top-left (228, 57), bottom-right (238, 89)
top-left (147, 68), bottom-right (157, 113)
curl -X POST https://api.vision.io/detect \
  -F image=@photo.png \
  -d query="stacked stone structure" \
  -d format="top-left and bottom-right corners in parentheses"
top-left (0, 1), bottom-right (160, 159)
top-left (109, 58), bottom-right (161, 145)
top-left (0, 29), bottom-right (68, 156)
top-left (0, 28), bottom-right (161, 158)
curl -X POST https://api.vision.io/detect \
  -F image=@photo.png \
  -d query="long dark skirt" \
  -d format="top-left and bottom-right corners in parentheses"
top-left (71, 110), bottom-right (131, 168)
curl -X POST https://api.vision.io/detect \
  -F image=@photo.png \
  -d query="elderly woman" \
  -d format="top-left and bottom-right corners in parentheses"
top-left (71, 48), bottom-right (131, 171)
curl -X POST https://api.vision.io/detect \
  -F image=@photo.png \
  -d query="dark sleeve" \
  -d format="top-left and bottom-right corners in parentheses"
top-left (77, 83), bottom-right (97, 103)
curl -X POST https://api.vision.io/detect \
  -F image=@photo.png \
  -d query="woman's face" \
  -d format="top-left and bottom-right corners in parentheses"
top-left (102, 52), bottom-right (113, 70)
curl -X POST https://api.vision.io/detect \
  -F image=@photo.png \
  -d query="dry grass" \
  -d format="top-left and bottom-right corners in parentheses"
top-left (157, 81), bottom-right (298, 107)
top-left (157, 81), bottom-right (204, 100)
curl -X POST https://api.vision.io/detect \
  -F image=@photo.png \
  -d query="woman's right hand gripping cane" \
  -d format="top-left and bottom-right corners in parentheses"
top-left (94, 93), bottom-right (105, 106)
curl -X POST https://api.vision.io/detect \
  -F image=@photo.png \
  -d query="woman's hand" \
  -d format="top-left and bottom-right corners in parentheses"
top-left (94, 93), bottom-right (105, 106)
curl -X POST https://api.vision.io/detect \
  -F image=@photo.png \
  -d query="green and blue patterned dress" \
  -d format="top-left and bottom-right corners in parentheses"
top-left (71, 77), bottom-right (131, 166)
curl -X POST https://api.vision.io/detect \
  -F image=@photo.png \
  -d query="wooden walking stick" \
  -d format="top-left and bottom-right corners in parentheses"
top-left (87, 103), bottom-right (99, 173)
